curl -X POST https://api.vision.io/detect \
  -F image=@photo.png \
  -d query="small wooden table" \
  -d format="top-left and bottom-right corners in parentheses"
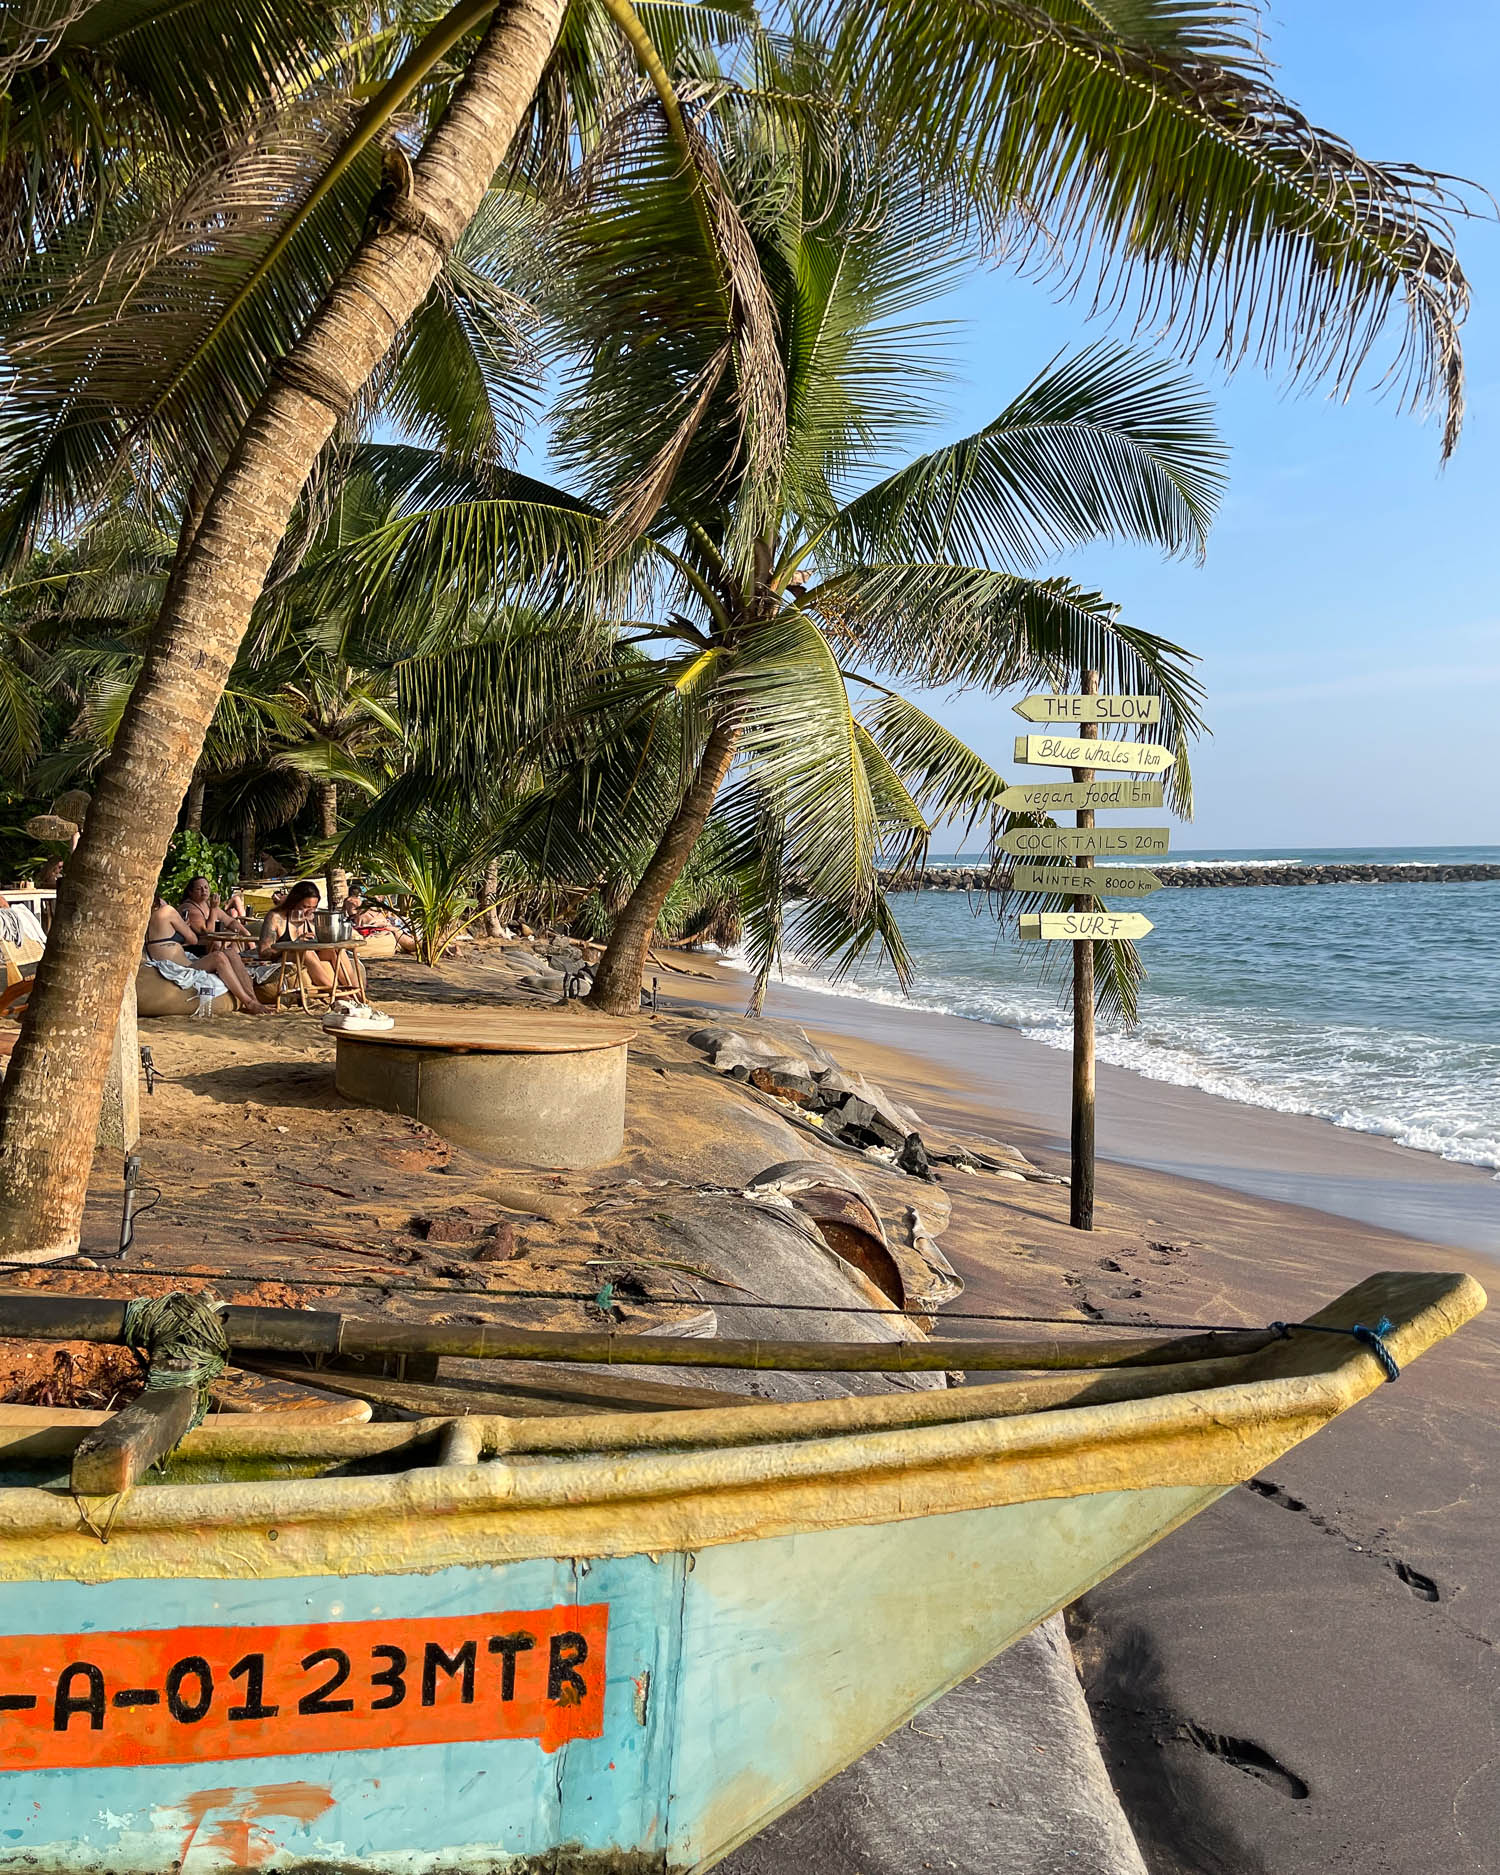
top-left (329, 1010), bottom-right (637, 1168)
top-left (269, 940), bottom-right (368, 1011)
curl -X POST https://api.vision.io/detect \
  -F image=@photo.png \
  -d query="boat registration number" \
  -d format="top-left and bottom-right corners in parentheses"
top-left (0, 1603), bottom-right (608, 1771)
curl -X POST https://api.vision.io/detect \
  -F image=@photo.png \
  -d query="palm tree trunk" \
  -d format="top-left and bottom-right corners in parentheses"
top-left (239, 814), bottom-right (258, 886)
top-left (588, 719), bottom-right (740, 1016)
top-left (0, 0), bottom-right (569, 1262)
top-left (481, 855), bottom-right (503, 937)
top-left (181, 773), bottom-right (205, 832)
top-left (317, 781), bottom-right (347, 906)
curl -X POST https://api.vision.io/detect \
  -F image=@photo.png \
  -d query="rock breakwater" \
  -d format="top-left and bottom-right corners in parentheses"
top-left (880, 863), bottom-right (1500, 891)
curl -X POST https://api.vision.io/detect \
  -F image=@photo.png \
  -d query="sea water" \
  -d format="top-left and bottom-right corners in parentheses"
top-left (761, 847), bottom-right (1500, 1176)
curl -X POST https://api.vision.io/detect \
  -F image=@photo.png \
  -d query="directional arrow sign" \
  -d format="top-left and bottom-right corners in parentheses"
top-left (1021, 911), bottom-right (1154, 941)
top-left (997, 776), bottom-right (1164, 813)
top-left (1014, 694), bottom-right (1162, 725)
top-left (1010, 864), bottom-right (1163, 897)
top-left (999, 826), bottom-right (1170, 858)
top-left (1014, 735), bottom-right (1175, 775)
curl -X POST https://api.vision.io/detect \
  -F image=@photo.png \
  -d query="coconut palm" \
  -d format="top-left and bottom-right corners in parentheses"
top-left (0, 0), bottom-right (1479, 1258)
top-left (316, 100), bottom-right (1221, 1014)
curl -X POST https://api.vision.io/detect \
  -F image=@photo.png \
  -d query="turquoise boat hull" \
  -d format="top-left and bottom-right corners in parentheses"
top-left (0, 1485), bottom-right (1217, 1871)
top-left (0, 1269), bottom-right (1483, 1870)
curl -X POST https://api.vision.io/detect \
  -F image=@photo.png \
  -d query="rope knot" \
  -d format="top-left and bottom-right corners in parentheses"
top-left (121, 1292), bottom-right (230, 1429)
top-left (1350, 1316), bottom-right (1400, 1383)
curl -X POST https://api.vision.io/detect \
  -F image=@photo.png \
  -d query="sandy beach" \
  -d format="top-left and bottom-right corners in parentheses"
top-left (4, 941), bottom-right (1490, 1874)
top-left (674, 964), bottom-right (1500, 1874)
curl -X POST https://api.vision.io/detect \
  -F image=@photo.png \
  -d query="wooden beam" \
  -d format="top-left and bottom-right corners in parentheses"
top-left (70, 1375), bottom-right (198, 1496)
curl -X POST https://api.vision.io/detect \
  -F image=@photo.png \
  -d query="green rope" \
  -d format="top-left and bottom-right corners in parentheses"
top-left (121, 1292), bottom-right (230, 1432)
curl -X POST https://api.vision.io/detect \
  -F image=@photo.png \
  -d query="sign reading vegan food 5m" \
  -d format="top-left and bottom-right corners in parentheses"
top-left (0, 1603), bottom-right (607, 1769)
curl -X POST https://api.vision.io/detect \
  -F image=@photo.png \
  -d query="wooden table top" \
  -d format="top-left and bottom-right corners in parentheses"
top-left (271, 938), bottom-right (365, 952)
top-left (326, 1009), bottom-right (637, 1055)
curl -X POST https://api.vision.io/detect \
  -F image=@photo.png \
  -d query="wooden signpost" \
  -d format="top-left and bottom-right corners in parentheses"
top-left (1020, 912), bottom-right (1154, 941)
top-left (1013, 695), bottom-right (1161, 724)
top-left (1010, 865), bottom-right (1163, 897)
top-left (1009, 685), bottom-right (1177, 1232)
top-left (997, 777), bottom-right (1164, 813)
top-left (1013, 735), bottom-right (1176, 775)
top-left (998, 826), bottom-right (1170, 858)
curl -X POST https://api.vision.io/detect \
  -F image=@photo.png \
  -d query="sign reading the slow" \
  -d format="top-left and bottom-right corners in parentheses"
top-left (1013, 735), bottom-right (1175, 775)
top-left (1014, 694), bottom-right (1162, 724)
top-left (999, 826), bottom-right (1170, 858)
top-left (1021, 912), bottom-right (1154, 941)
top-left (1009, 864), bottom-right (1163, 897)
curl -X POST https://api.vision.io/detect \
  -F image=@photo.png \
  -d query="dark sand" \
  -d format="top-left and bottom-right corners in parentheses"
top-left (670, 968), bottom-right (1500, 1874)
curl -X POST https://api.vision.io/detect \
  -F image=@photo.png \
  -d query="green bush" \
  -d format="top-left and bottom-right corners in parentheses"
top-left (157, 830), bottom-right (239, 904)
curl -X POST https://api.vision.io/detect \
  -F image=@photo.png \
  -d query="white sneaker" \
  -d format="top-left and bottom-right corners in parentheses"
top-left (325, 999), bottom-right (395, 1031)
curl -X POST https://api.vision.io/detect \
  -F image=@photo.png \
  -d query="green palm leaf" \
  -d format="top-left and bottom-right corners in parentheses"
top-left (826, 0), bottom-right (1473, 454)
top-left (830, 344), bottom-right (1226, 570)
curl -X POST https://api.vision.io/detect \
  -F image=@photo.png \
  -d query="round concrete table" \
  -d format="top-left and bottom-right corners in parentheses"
top-left (329, 1010), bottom-right (637, 1169)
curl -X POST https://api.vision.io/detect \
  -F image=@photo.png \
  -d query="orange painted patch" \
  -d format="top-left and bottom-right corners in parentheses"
top-left (0, 1604), bottom-right (606, 1772)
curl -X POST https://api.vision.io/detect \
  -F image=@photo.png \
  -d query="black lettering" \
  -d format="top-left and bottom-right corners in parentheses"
top-left (53, 1664), bottom-right (104, 1731)
top-left (111, 1689), bottom-right (159, 1709)
top-left (421, 1640), bottom-right (476, 1706)
top-left (228, 1652), bottom-right (279, 1721)
top-left (298, 1648), bottom-right (354, 1715)
top-left (370, 1645), bottom-right (406, 1711)
top-left (0, 1694), bottom-right (37, 1712)
top-left (547, 1632), bottom-right (588, 1705)
top-left (165, 1656), bottom-right (213, 1724)
top-left (486, 1631), bottom-right (536, 1701)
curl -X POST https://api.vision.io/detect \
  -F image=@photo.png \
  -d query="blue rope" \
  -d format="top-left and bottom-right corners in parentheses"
top-left (1268, 1315), bottom-right (1399, 1382)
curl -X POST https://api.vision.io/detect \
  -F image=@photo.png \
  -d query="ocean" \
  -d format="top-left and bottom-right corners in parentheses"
top-left (760, 847), bottom-right (1500, 1178)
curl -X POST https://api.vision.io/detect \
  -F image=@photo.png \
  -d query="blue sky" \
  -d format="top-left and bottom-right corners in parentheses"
top-left (909, 0), bottom-right (1498, 852)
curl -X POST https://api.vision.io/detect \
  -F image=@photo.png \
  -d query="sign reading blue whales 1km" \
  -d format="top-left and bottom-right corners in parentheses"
top-left (1013, 694), bottom-right (1161, 724)
top-left (997, 777), bottom-right (1164, 813)
top-left (1013, 735), bottom-right (1175, 775)
top-left (1009, 865), bottom-right (1163, 897)
top-left (998, 826), bottom-right (1170, 859)
top-left (1020, 912), bottom-right (1154, 941)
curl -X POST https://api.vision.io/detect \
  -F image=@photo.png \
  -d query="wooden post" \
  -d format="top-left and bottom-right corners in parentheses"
top-left (1070, 670), bottom-right (1099, 1230)
top-left (71, 1370), bottom-right (199, 1496)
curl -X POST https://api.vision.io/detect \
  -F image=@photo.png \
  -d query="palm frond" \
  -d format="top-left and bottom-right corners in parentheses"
top-left (830, 344), bottom-right (1226, 570)
top-left (828, 0), bottom-right (1475, 455)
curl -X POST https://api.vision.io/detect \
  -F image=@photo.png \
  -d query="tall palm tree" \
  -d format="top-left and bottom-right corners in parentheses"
top-left (321, 110), bottom-right (1220, 1013)
top-left (0, 0), bottom-right (1478, 1257)
top-left (0, 0), bottom-right (579, 1259)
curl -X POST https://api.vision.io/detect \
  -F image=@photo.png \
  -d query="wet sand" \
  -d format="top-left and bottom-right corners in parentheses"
top-left (669, 966), bottom-right (1500, 1874)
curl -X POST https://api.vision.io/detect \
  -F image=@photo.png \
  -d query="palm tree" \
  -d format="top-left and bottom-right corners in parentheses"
top-left (0, 0), bottom-right (1478, 1256)
top-left (321, 101), bottom-right (1220, 1015)
top-left (0, 0), bottom-right (579, 1258)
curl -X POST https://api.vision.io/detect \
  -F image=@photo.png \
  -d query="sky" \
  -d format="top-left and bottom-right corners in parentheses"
top-left (906, 0), bottom-right (1499, 853)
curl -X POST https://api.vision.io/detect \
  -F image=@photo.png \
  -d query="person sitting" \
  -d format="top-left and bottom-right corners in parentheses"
top-left (178, 875), bottom-right (254, 949)
top-left (258, 879), bottom-right (361, 991)
top-left (341, 883), bottom-right (418, 956)
top-left (143, 895), bottom-right (271, 1015)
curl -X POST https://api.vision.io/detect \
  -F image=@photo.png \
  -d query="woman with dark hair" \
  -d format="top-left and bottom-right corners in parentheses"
top-left (258, 880), bottom-right (360, 992)
top-left (178, 875), bottom-right (252, 948)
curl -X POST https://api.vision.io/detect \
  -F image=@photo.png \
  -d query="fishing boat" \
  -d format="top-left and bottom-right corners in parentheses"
top-left (0, 1268), bottom-right (1482, 1872)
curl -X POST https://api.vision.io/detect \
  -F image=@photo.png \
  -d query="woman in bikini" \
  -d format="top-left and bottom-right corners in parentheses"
top-left (258, 880), bottom-right (361, 991)
top-left (178, 875), bottom-right (253, 948)
top-left (143, 896), bottom-right (270, 1014)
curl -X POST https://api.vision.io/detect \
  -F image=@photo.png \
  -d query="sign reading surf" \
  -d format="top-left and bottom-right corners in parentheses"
top-left (0, 1604), bottom-right (607, 1772)
top-left (1020, 912), bottom-right (1154, 941)
top-left (1013, 735), bottom-right (1175, 775)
